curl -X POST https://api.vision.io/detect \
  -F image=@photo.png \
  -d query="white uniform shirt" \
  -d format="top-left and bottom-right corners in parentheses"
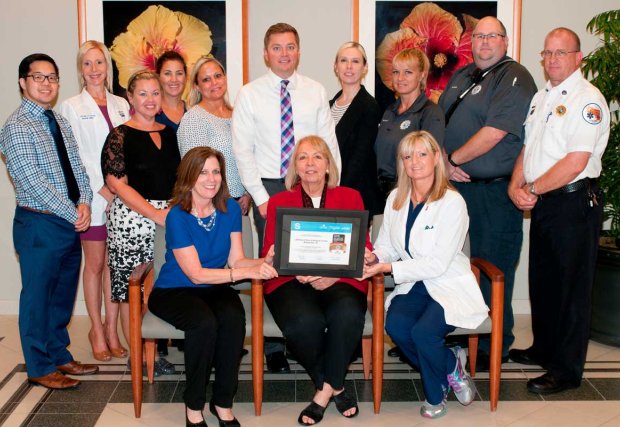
top-left (60, 89), bottom-right (130, 225)
top-left (232, 69), bottom-right (340, 206)
top-left (375, 189), bottom-right (488, 329)
top-left (523, 69), bottom-right (610, 183)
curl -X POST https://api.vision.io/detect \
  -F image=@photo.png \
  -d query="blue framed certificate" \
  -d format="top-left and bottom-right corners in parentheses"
top-left (274, 208), bottom-right (369, 278)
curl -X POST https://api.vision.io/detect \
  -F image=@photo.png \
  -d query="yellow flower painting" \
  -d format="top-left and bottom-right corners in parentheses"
top-left (110, 4), bottom-right (213, 93)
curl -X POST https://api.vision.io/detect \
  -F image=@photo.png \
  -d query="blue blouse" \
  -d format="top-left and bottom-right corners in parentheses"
top-left (155, 199), bottom-right (242, 289)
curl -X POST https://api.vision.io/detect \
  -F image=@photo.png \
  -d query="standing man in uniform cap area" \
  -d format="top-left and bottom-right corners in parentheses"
top-left (508, 27), bottom-right (609, 394)
top-left (438, 16), bottom-right (537, 370)
top-left (0, 53), bottom-right (98, 389)
top-left (233, 23), bottom-right (340, 373)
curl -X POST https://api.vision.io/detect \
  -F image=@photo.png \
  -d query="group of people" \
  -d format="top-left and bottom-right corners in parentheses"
top-left (0, 14), bottom-right (610, 427)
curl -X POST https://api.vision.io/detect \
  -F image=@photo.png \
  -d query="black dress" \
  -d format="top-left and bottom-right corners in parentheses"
top-left (101, 124), bottom-right (180, 301)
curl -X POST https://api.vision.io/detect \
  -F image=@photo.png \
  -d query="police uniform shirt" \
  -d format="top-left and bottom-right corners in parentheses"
top-left (438, 57), bottom-right (537, 179)
top-left (375, 93), bottom-right (444, 180)
top-left (523, 69), bottom-right (610, 183)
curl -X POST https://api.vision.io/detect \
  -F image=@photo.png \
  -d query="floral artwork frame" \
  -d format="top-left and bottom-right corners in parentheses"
top-left (356, 0), bottom-right (522, 106)
top-left (77, 0), bottom-right (246, 101)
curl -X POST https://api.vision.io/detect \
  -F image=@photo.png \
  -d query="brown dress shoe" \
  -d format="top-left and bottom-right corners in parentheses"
top-left (57, 361), bottom-right (99, 376)
top-left (28, 371), bottom-right (80, 389)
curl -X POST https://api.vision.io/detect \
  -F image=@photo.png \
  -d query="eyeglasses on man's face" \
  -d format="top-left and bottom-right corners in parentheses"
top-left (471, 33), bottom-right (506, 41)
top-left (27, 74), bottom-right (59, 83)
top-left (540, 49), bottom-right (579, 59)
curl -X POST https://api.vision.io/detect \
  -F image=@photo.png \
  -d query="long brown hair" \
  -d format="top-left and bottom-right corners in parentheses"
top-left (171, 147), bottom-right (230, 213)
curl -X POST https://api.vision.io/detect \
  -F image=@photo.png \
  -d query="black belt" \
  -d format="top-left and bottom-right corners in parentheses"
top-left (467, 176), bottom-right (511, 184)
top-left (262, 178), bottom-right (285, 183)
top-left (539, 178), bottom-right (596, 199)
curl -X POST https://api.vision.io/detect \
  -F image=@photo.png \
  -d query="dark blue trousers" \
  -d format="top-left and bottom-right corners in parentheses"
top-left (386, 282), bottom-right (456, 405)
top-left (13, 207), bottom-right (81, 377)
top-left (455, 180), bottom-right (522, 356)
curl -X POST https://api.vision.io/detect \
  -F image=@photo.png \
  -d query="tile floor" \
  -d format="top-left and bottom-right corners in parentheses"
top-left (1, 314), bottom-right (620, 426)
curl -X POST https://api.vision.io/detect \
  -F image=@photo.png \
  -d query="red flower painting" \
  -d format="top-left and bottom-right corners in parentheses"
top-left (376, 2), bottom-right (478, 103)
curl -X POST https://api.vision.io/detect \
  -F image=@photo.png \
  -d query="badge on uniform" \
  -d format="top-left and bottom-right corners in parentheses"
top-left (582, 103), bottom-right (602, 125)
top-left (472, 85), bottom-right (482, 95)
top-left (555, 105), bottom-right (566, 116)
top-left (400, 120), bottom-right (411, 130)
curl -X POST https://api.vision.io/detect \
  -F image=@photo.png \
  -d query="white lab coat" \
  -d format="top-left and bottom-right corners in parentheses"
top-left (375, 189), bottom-right (488, 329)
top-left (60, 89), bottom-right (130, 226)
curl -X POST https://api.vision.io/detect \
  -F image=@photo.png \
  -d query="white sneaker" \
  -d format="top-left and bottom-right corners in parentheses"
top-left (447, 346), bottom-right (476, 405)
top-left (420, 400), bottom-right (447, 418)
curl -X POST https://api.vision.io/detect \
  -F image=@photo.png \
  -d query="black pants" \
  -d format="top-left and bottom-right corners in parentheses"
top-left (148, 286), bottom-right (245, 410)
top-left (529, 186), bottom-right (603, 383)
top-left (265, 280), bottom-right (367, 390)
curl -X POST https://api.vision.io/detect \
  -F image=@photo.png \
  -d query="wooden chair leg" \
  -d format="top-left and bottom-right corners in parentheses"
top-left (145, 339), bottom-right (156, 384)
top-left (468, 335), bottom-right (479, 377)
top-left (371, 275), bottom-right (384, 414)
top-left (489, 320), bottom-right (503, 411)
top-left (129, 288), bottom-right (143, 418)
top-left (251, 280), bottom-right (264, 416)
top-left (361, 337), bottom-right (371, 380)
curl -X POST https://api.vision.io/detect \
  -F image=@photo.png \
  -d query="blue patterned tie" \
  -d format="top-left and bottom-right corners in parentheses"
top-left (280, 80), bottom-right (294, 177)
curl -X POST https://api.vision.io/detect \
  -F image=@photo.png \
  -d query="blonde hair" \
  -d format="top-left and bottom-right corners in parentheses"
top-left (334, 41), bottom-right (368, 79)
top-left (393, 48), bottom-right (430, 91)
top-left (392, 131), bottom-right (453, 210)
top-left (187, 56), bottom-right (230, 108)
top-left (284, 135), bottom-right (339, 190)
top-left (126, 70), bottom-right (161, 94)
top-left (77, 40), bottom-right (113, 92)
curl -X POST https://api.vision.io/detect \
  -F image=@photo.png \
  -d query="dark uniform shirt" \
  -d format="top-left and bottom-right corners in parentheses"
top-left (438, 56), bottom-right (536, 179)
top-left (375, 93), bottom-right (444, 180)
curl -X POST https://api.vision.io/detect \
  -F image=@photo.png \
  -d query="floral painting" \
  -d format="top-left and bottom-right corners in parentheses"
top-left (373, 1), bottom-right (498, 108)
top-left (100, 1), bottom-right (227, 98)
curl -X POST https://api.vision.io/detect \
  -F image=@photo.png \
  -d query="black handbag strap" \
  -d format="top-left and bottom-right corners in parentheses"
top-left (444, 59), bottom-right (515, 125)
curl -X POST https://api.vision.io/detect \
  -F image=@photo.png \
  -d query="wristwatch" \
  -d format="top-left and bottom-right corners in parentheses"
top-left (448, 153), bottom-right (460, 168)
top-left (528, 182), bottom-right (538, 196)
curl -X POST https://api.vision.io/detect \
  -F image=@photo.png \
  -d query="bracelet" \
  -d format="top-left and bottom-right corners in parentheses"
top-left (448, 153), bottom-right (460, 168)
top-left (229, 268), bottom-right (234, 283)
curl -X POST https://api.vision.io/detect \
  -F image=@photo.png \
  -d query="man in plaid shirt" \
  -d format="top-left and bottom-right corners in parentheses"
top-left (0, 53), bottom-right (97, 389)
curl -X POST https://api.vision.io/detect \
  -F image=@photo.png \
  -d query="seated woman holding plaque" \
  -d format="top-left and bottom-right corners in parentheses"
top-left (262, 135), bottom-right (371, 426)
top-left (363, 131), bottom-right (487, 419)
top-left (148, 147), bottom-right (278, 427)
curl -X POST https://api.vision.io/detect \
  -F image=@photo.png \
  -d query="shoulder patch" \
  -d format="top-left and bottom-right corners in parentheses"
top-left (582, 103), bottom-right (602, 125)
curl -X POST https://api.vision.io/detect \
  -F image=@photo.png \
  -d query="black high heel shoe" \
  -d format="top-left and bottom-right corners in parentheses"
top-left (209, 400), bottom-right (240, 427)
top-left (186, 405), bottom-right (207, 426)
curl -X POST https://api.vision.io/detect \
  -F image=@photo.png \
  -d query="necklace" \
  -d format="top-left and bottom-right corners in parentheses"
top-left (191, 208), bottom-right (217, 232)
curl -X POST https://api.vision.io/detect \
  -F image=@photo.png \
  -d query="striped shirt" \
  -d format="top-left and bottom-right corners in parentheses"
top-left (0, 98), bottom-right (92, 223)
top-left (330, 101), bottom-right (350, 126)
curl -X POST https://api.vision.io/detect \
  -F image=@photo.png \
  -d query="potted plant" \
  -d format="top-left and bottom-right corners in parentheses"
top-left (581, 9), bottom-right (620, 346)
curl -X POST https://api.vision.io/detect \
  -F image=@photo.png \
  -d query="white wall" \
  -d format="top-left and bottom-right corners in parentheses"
top-left (0, 0), bottom-right (618, 314)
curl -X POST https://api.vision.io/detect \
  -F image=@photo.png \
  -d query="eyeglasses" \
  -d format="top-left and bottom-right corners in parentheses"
top-left (540, 49), bottom-right (579, 59)
top-left (471, 33), bottom-right (506, 41)
top-left (27, 74), bottom-right (59, 83)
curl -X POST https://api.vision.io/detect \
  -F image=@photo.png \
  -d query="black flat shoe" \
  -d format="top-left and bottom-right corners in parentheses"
top-left (474, 351), bottom-right (509, 372)
top-left (527, 372), bottom-right (580, 395)
top-left (509, 348), bottom-right (544, 367)
top-left (266, 351), bottom-right (291, 373)
top-left (298, 401), bottom-right (327, 425)
top-left (332, 390), bottom-right (359, 418)
top-left (209, 401), bottom-right (240, 427)
top-left (387, 346), bottom-right (402, 358)
top-left (186, 405), bottom-right (207, 426)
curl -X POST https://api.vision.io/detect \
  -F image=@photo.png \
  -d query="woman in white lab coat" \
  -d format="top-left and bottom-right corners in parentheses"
top-left (60, 40), bottom-right (130, 362)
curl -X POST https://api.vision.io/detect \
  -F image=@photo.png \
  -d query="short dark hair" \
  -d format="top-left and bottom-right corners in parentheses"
top-left (171, 147), bottom-right (230, 213)
top-left (264, 23), bottom-right (299, 50)
top-left (156, 51), bottom-right (187, 74)
top-left (18, 53), bottom-right (58, 94)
